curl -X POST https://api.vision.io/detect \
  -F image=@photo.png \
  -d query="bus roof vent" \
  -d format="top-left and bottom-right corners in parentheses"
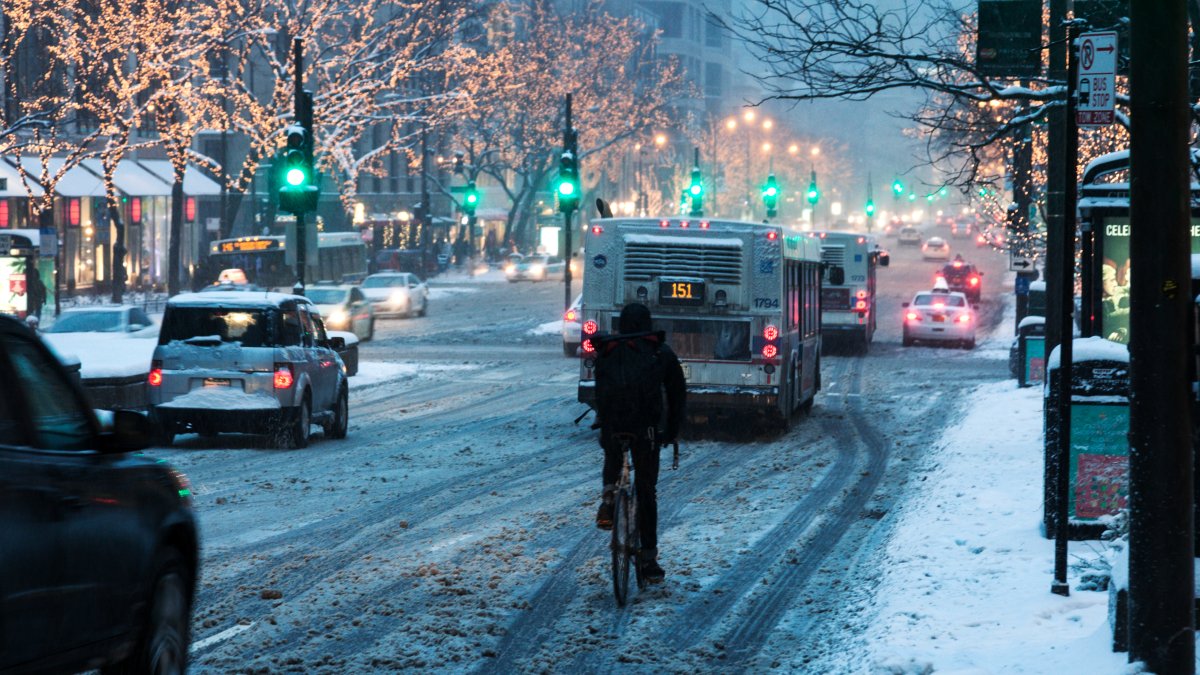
top-left (820, 244), bottom-right (846, 268)
top-left (623, 240), bottom-right (743, 285)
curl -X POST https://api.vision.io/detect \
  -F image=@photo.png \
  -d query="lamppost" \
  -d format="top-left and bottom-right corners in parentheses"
top-left (723, 112), bottom-right (773, 220)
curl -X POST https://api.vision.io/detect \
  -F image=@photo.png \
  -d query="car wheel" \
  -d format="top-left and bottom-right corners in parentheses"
top-left (964, 338), bottom-right (976, 350)
top-left (327, 386), bottom-right (349, 439)
top-left (367, 318), bottom-right (375, 341)
top-left (418, 299), bottom-right (427, 317)
top-left (103, 548), bottom-right (190, 675)
top-left (277, 397), bottom-right (310, 449)
top-left (902, 329), bottom-right (914, 347)
top-left (564, 342), bottom-right (579, 357)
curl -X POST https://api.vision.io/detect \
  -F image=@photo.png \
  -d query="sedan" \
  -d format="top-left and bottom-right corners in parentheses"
top-left (361, 272), bottom-right (429, 318)
top-left (921, 236), bottom-right (952, 261)
top-left (507, 255), bottom-right (566, 282)
top-left (0, 314), bottom-right (198, 673)
top-left (45, 306), bottom-right (156, 335)
top-left (898, 226), bottom-right (922, 246)
top-left (563, 294), bottom-right (582, 356)
top-left (307, 284), bottom-right (375, 341)
top-left (902, 286), bottom-right (976, 349)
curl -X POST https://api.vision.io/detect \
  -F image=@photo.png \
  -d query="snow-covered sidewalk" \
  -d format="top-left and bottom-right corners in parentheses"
top-left (862, 381), bottom-right (1129, 673)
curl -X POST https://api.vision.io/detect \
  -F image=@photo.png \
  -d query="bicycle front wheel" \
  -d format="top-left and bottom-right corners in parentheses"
top-left (611, 488), bottom-right (633, 606)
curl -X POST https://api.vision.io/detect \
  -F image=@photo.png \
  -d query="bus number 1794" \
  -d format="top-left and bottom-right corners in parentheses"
top-left (754, 298), bottom-right (780, 309)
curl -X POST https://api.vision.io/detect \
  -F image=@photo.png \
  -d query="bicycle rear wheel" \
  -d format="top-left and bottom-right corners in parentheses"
top-left (611, 488), bottom-right (633, 606)
top-left (631, 496), bottom-right (645, 590)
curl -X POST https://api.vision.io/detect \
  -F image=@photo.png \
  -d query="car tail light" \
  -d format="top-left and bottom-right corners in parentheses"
top-left (273, 363), bottom-right (294, 389)
top-left (957, 313), bottom-right (971, 324)
top-left (857, 236), bottom-right (865, 244)
top-left (953, 260), bottom-right (963, 268)
top-left (565, 309), bottom-right (578, 322)
top-left (763, 324), bottom-right (779, 341)
top-left (933, 302), bottom-right (945, 310)
top-left (148, 361), bottom-right (163, 387)
top-left (969, 276), bottom-right (980, 286)
top-left (582, 339), bottom-right (596, 353)
top-left (762, 344), bottom-right (778, 359)
top-left (905, 311), bottom-right (921, 322)
top-left (583, 320), bottom-right (598, 335)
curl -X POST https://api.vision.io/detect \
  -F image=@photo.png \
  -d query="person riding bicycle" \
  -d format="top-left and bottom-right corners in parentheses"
top-left (593, 302), bottom-right (686, 584)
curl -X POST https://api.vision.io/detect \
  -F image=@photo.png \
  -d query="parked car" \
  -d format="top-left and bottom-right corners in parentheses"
top-left (307, 284), bottom-right (375, 341)
top-left (360, 272), bottom-right (429, 318)
top-left (506, 254), bottom-right (566, 282)
top-left (898, 226), bottom-right (922, 246)
top-left (563, 294), bottom-right (582, 356)
top-left (902, 280), bottom-right (976, 349)
top-left (921, 236), bottom-right (952, 261)
top-left (0, 314), bottom-right (198, 673)
top-left (45, 306), bottom-right (156, 335)
top-left (148, 291), bottom-right (350, 448)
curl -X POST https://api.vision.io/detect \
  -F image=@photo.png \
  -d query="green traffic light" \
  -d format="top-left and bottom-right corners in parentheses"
top-left (765, 186), bottom-right (778, 197)
top-left (286, 168), bottom-right (307, 186)
top-left (908, 193), bottom-right (917, 202)
top-left (866, 200), bottom-right (876, 216)
top-left (689, 184), bottom-right (702, 196)
top-left (892, 180), bottom-right (903, 195)
top-left (466, 193), bottom-right (478, 205)
top-left (558, 181), bottom-right (576, 197)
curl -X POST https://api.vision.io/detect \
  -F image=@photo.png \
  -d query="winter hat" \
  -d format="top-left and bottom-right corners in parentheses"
top-left (618, 302), bottom-right (652, 333)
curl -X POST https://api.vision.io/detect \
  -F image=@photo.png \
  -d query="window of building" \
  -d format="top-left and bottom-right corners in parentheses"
top-left (706, 17), bottom-right (725, 48)
top-left (705, 62), bottom-right (723, 98)
top-left (644, 2), bottom-right (684, 38)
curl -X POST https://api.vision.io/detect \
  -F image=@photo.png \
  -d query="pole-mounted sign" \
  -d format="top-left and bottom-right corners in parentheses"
top-left (1077, 31), bottom-right (1118, 128)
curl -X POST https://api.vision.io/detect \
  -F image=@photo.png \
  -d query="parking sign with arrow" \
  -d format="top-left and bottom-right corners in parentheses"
top-left (1077, 31), bottom-right (1117, 127)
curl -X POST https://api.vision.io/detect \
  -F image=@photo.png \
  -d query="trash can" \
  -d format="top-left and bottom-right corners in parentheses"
top-left (1043, 337), bottom-right (1130, 540)
top-left (1016, 315), bottom-right (1046, 387)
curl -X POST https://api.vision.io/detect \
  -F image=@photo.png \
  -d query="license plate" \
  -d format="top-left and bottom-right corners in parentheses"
top-left (933, 315), bottom-right (945, 323)
top-left (203, 378), bottom-right (230, 388)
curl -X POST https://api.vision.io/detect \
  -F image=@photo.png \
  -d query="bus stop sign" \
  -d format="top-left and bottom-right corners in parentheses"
top-left (1077, 31), bottom-right (1117, 128)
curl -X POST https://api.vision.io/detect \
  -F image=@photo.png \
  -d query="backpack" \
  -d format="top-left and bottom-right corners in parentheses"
top-left (595, 332), bottom-right (666, 438)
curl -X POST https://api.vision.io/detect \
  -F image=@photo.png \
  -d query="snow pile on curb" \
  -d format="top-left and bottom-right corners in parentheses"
top-left (865, 381), bottom-right (1127, 674)
top-left (350, 360), bottom-right (479, 389)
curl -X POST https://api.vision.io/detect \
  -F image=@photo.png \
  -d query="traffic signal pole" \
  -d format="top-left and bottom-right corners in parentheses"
top-left (562, 94), bottom-right (576, 313)
top-left (293, 38), bottom-right (307, 296)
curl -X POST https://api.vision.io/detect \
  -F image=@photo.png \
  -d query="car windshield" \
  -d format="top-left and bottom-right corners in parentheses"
top-left (363, 276), bottom-right (406, 288)
top-left (159, 307), bottom-right (272, 346)
top-left (306, 288), bottom-right (348, 304)
top-left (915, 293), bottom-right (966, 307)
top-left (46, 311), bottom-right (123, 333)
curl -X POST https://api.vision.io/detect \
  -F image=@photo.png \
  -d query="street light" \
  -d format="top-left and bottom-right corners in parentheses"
top-left (725, 118), bottom-right (737, 131)
top-left (811, 146), bottom-right (821, 157)
top-left (654, 133), bottom-right (667, 147)
top-left (762, 119), bottom-right (774, 130)
top-left (743, 110), bottom-right (756, 123)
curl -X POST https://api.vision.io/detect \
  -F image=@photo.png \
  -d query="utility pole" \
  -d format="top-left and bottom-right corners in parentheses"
top-left (1128, 0), bottom-right (1195, 669)
top-left (1013, 93), bottom-right (1036, 330)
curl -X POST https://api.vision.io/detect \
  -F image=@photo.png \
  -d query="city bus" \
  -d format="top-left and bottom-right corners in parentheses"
top-left (205, 232), bottom-right (368, 291)
top-left (576, 217), bottom-right (824, 424)
top-left (814, 231), bottom-right (888, 353)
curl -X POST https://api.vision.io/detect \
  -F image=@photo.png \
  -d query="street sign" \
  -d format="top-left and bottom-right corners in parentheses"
top-left (1010, 251), bottom-right (1034, 272)
top-left (976, 0), bottom-right (1043, 78)
top-left (1077, 31), bottom-right (1118, 128)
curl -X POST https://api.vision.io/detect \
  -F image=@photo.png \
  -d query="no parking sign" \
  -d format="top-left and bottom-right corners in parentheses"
top-left (1077, 31), bottom-right (1117, 128)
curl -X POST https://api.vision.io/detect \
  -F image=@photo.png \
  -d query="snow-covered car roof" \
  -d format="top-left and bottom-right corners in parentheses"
top-left (168, 291), bottom-right (310, 308)
top-left (924, 237), bottom-right (948, 245)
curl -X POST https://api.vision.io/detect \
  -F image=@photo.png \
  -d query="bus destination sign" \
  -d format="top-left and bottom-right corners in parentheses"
top-left (659, 278), bottom-right (705, 306)
top-left (218, 238), bottom-right (279, 253)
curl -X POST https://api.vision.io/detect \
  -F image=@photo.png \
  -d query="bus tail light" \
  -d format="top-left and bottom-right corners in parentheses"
top-left (591, 225), bottom-right (603, 235)
top-left (763, 324), bottom-right (779, 341)
top-left (855, 300), bottom-right (867, 311)
top-left (856, 289), bottom-right (867, 299)
top-left (582, 339), bottom-right (596, 354)
top-left (148, 361), bottom-right (163, 387)
top-left (659, 220), bottom-right (670, 228)
top-left (273, 363), bottom-right (295, 389)
top-left (700, 221), bottom-right (710, 229)
top-left (762, 344), bottom-right (778, 359)
top-left (680, 220), bottom-right (690, 228)
top-left (766, 231), bottom-right (778, 240)
top-left (583, 320), bottom-right (598, 335)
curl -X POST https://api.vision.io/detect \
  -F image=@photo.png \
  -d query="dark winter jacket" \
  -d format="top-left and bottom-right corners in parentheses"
top-left (595, 330), bottom-right (687, 443)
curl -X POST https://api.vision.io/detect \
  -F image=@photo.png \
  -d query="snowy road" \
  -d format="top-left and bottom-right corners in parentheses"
top-left (150, 235), bottom-right (1014, 673)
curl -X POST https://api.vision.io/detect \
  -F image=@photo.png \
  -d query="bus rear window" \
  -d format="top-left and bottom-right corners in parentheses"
top-left (610, 318), bottom-right (751, 361)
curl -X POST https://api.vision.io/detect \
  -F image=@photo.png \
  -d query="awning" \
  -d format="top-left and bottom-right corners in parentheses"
top-left (137, 159), bottom-right (222, 196)
top-left (8, 157), bottom-right (103, 197)
top-left (81, 158), bottom-right (172, 197)
top-left (0, 159), bottom-right (44, 198)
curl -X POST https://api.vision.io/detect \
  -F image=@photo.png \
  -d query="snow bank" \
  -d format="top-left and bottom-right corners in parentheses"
top-left (528, 320), bottom-right (562, 336)
top-left (350, 360), bottom-right (479, 390)
top-left (864, 381), bottom-right (1127, 674)
top-left (158, 387), bottom-right (281, 410)
top-left (43, 332), bottom-right (157, 379)
top-left (429, 267), bottom-right (506, 284)
top-left (428, 286), bottom-right (481, 301)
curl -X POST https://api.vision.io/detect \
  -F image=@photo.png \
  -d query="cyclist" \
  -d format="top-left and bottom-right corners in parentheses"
top-left (593, 302), bottom-right (686, 584)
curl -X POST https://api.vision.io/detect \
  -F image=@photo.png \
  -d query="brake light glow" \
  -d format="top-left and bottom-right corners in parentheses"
top-left (857, 236), bottom-right (865, 244)
top-left (969, 276), bottom-right (980, 286)
top-left (762, 344), bottom-right (778, 359)
top-left (905, 311), bottom-right (921, 322)
top-left (957, 313), bottom-right (971, 323)
top-left (767, 231), bottom-right (778, 240)
top-left (273, 364), bottom-right (294, 389)
top-left (583, 320), bottom-right (598, 335)
top-left (856, 289), bottom-right (867, 299)
top-left (934, 302), bottom-right (945, 309)
top-left (855, 300), bottom-right (867, 310)
top-left (680, 220), bottom-right (690, 228)
top-left (700, 221), bottom-right (710, 229)
top-left (659, 220), bottom-right (670, 228)
top-left (565, 309), bottom-right (578, 322)
top-left (763, 324), bottom-right (779, 341)
top-left (953, 260), bottom-right (963, 268)
top-left (148, 361), bottom-right (163, 387)
top-left (591, 225), bottom-right (603, 235)
top-left (582, 339), bottom-right (596, 353)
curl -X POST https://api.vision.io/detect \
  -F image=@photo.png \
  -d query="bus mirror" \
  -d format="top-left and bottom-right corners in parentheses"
top-left (878, 252), bottom-right (890, 267)
top-left (829, 266), bottom-right (845, 286)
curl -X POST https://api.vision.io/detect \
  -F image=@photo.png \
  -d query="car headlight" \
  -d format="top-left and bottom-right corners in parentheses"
top-left (390, 290), bottom-right (407, 305)
top-left (328, 309), bottom-right (349, 326)
top-left (505, 265), bottom-right (516, 274)
top-left (530, 264), bottom-right (544, 276)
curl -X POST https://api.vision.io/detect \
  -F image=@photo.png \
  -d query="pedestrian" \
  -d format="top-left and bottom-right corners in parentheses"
top-left (592, 302), bottom-right (686, 584)
top-left (453, 236), bottom-right (468, 269)
top-left (25, 257), bottom-right (45, 320)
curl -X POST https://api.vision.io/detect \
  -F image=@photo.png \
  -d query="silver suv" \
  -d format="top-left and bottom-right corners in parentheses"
top-left (148, 291), bottom-right (349, 448)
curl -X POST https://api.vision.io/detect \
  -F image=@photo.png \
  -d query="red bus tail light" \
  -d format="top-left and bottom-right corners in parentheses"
top-left (762, 344), bottom-right (778, 359)
top-left (763, 324), bottom-right (779, 341)
top-left (582, 339), bottom-right (596, 353)
top-left (855, 300), bottom-right (868, 311)
top-left (766, 231), bottom-right (778, 240)
top-left (273, 363), bottom-right (294, 389)
top-left (591, 225), bottom-right (603, 235)
top-left (582, 320), bottom-right (598, 335)
top-left (148, 361), bottom-right (163, 387)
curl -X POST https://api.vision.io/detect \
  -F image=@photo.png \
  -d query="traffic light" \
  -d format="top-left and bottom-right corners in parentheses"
top-left (892, 179), bottom-right (904, 198)
top-left (463, 181), bottom-right (479, 216)
top-left (806, 170), bottom-right (819, 207)
top-left (555, 151), bottom-right (580, 214)
top-left (865, 198), bottom-right (876, 217)
top-left (278, 123), bottom-right (318, 215)
top-left (687, 166), bottom-right (704, 217)
top-left (762, 173), bottom-right (780, 218)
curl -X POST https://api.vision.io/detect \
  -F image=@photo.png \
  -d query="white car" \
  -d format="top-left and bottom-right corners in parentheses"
top-left (921, 236), bottom-right (952, 261)
top-left (898, 226), bottom-right (922, 246)
top-left (507, 254), bottom-right (566, 282)
top-left (562, 294), bottom-right (582, 356)
top-left (306, 284), bottom-right (375, 341)
top-left (902, 281), bottom-right (976, 349)
top-left (44, 306), bottom-right (156, 335)
top-left (361, 272), bottom-right (428, 318)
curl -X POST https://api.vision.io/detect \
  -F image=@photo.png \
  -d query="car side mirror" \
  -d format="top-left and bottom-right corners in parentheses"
top-left (829, 266), bottom-right (845, 286)
top-left (330, 336), bottom-right (347, 350)
top-left (101, 409), bottom-right (154, 453)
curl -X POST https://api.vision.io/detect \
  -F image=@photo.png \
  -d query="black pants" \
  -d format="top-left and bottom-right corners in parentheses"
top-left (602, 436), bottom-right (661, 552)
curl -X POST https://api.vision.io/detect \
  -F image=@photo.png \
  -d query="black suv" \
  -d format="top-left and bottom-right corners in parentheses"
top-left (939, 260), bottom-right (983, 303)
top-left (0, 315), bottom-right (198, 673)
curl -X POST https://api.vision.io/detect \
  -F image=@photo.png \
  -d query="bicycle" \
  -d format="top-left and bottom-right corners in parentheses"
top-left (609, 431), bottom-right (680, 607)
